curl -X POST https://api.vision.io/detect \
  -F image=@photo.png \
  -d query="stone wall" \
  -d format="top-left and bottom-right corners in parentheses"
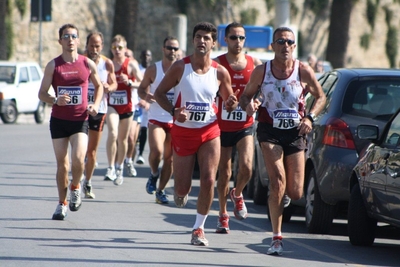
top-left (7, 0), bottom-right (400, 68)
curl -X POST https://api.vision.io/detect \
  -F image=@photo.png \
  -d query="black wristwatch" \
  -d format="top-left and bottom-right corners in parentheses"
top-left (306, 113), bottom-right (316, 123)
top-left (170, 107), bottom-right (175, 116)
top-left (53, 97), bottom-right (58, 105)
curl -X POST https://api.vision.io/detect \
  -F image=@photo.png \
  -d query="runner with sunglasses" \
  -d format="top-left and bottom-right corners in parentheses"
top-left (38, 24), bottom-right (103, 220)
top-left (213, 22), bottom-right (262, 234)
top-left (240, 26), bottom-right (326, 255)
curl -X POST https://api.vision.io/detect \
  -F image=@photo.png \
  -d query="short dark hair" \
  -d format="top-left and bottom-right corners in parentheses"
top-left (86, 31), bottom-right (104, 46)
top-left (58, 23), bottom-right (79, 39)
top-left (192, 22), bottom-right (217, 41)
top-left (163, 36), bottom-right (178, 47)
top-left (273, 26), bottom-right (294, 41)
top-left (225, 22), bottom-right (244, 37)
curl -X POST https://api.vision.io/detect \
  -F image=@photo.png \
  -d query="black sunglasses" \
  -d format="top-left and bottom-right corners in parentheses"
top-left (228, 35), bottom-right (246, 41)
top-left (164, 46), bottom-right (179, 51)
top-left (274, 39), bottom-right (295, 45)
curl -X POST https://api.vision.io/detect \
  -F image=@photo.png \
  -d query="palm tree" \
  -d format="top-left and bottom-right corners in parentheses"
top-left (112, 0), bottom-right (140, 54)
top-left (0, 0), bottom-right (7, 59)
top-left (326, 0), bottom-right (354, 68)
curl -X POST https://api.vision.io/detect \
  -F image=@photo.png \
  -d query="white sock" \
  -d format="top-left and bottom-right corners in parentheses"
top-left (193, 213), bottom-right (208, 229)
top-left (273, 232), bottom-right (282, 238)
top-left (125, 158), bottom-right (132, 164)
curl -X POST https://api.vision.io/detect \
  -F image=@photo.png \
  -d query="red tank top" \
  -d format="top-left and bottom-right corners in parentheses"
top-left (108, 58), bottom-right (134, 114)
top-left (51, 55), bottom-right (90, 121)
top-left (217, 54), bottom-right (254, 132)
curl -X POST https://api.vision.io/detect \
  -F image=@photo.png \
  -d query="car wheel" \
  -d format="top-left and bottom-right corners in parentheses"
top-left (34, 102), bottom-right (46, 124)
top-left (348, 184), bottom-right (377, 246)
top-left (253, 162), bottom-right (268, 205)
top-left (0, 101), bottom-right (18, 124)
top-left (305, 168), bottom-right (335, 234)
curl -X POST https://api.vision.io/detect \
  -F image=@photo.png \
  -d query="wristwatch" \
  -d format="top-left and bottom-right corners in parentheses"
top-left (170, 107), bottom-right (175, 116)
top-left (127, 80), bottom-right (133, 87)
top-left (306, 113), bottom-right (316, 123)
top-left (53, 97), bottom-right (58, 105)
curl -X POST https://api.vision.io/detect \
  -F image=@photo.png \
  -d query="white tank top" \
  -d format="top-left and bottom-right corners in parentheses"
top-left (259, 59), bottom-right (305, 129)
top-left (173, 57), bottom-right (219, 128)
top-left (88, 56), bottom-right (108, 114)
top-left (148, 61), bottom-right (174, 123)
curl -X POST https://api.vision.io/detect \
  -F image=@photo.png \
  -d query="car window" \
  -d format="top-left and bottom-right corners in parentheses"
top-left (343, 80), bottom-right (400, 119)
top-left (0, 66), bottom-right (16, 83)
top-left (383, 113), bottom-right (400, 147)
top-left (30, 66), bottom-right (41, 81)
top-left (19, 67), bottom-right (29, 82)
top-left (305, 73), bottom-right (337, 112)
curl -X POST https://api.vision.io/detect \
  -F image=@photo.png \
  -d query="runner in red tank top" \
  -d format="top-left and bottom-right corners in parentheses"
top-left (105, 34), bottom-right (143, 186)
top-left (38, 23), bottom-right (104, 221)
top-left (214, 22), bottom-right (262, 233)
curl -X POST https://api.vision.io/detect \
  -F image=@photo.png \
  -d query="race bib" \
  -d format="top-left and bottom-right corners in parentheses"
top-left (57, 86), bottom-right (82, 105)
top-left (109, 91), bottom-right (128, 105)
top-left (221, 104), bottom-right (246, 122)
top-left (185, 102), bottom-right (210, 122)
top-left (88, 84), bottom-right (95, 104)
top-left (167, 92), bottom-right (174, 105)
top-left (272, 108), bottom-right (300, 129)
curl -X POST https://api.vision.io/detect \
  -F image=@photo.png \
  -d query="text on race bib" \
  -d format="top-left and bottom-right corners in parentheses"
top-left (57, 86), bottom-right (83, 105)
top-left (109, 91), bottom-right (128, 105)
top-left (272, 108), bottom-right (300, 129)
top-left (185, 102), bottom-right (210, 122)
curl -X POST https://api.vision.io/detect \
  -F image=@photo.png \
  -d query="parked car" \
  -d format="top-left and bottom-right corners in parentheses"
top-left (0, 61), bottom-right (46, 124)
top-left (349, 111), bottom-right (400, 246)
top-left (249, 68), bottom-right (400, 233)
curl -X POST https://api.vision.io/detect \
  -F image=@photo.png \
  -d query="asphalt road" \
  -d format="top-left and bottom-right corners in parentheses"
top-left (1, 107), bottom-right (400, 267)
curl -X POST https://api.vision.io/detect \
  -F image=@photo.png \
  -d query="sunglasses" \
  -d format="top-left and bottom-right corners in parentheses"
top-left (112, 45), bottom-right (125, 50)
top-left (164, 46), bottom-right (179, 52)
top-left (228, 35), bottom-right (246, 41)
top-left (61, 34), bottom-right (78, 40)
top-left (274, 39), bottom-right (295, 45)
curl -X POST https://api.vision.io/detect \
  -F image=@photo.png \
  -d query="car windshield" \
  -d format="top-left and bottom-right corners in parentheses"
top-left (343, 80), bottom-right (400, 119)
top-left (0, 66), bottom-right (16, 84)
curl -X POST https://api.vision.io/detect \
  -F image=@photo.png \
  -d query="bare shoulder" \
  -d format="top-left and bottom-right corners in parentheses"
top-left (298, 60), bottom-right (315, 82)
top-left (252, 56), bottom-right (263, 66)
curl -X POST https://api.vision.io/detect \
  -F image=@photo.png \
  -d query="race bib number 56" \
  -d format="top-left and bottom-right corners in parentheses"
top-left (273, 108), bottom-right (300, 129)
top-left (57, 86), bottom-right (82, 105)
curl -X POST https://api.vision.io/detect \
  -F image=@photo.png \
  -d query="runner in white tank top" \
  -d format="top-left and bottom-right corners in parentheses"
top-left (153, 22), bottom-right (238, 247)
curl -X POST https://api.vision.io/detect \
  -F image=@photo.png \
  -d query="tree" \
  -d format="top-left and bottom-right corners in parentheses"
top-left (111, 0), bottom-right (139, 55)
top-left (326, 0), bottom-right (354, 68)
top-left (0, 0), bottom-right (7, 59)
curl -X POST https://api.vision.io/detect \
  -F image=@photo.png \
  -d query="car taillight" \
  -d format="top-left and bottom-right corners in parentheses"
top-left (322, 117), bottom-right (356, 149)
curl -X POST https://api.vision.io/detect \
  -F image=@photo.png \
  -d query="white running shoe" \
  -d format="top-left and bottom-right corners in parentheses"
top-left (114, 168), bottom-right (124, 185)
top-left (104, 167), bottom-right (116, 181)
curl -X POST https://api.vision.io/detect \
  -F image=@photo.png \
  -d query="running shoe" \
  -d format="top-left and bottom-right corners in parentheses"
top-left (136, 155), bottom-right (145, 164)
top-left (174, 193), bottom-right (188, 208)
top-left (267, 237), bottom-right (284, 255)
top-left (52, 203), bottom-right (67, 220)
top-left (69, 188), bottom-right (82, 211)
top-left (114, 168), bottom-right (124, 185)
top-left (104, 167), bottom-right (116, 181)
top-left (155, 190), bottom-right (169, 204)
top-left (191, 228), bottom-right (209, 246)
top-left (230, 188), bottom-right (248, 220)
top-left (145, 173), bottom-right (159, 194)
top-left (215, 213), bottom-right (230, 234)
top-left (125, 162), bottom-right (137, 177)
top-left (83, 181), bottom-right (95, 199)
top-left (283, 194), bottom-right (291, 208)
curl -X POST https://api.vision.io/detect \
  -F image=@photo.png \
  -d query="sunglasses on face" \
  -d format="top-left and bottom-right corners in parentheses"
top-left (112, 45), bottom-right (125, 50)
top-left (164, 46), bottom-right (179, 52)
top-left (274, 39), bottom-right (295, 45)
top-left (61, 34), bottom-right (78, 40)
top-left (228, 35), bottom-right (246, 41)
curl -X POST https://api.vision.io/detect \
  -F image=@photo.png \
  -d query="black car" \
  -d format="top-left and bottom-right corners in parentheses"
top-left (349, 110), bottom-right (400, 246)
top-left (249, 68), bottom-right (400, 234)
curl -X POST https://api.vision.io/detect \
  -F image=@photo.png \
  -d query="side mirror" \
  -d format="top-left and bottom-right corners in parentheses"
top-left (357, 125), bottom-right (379, 140)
